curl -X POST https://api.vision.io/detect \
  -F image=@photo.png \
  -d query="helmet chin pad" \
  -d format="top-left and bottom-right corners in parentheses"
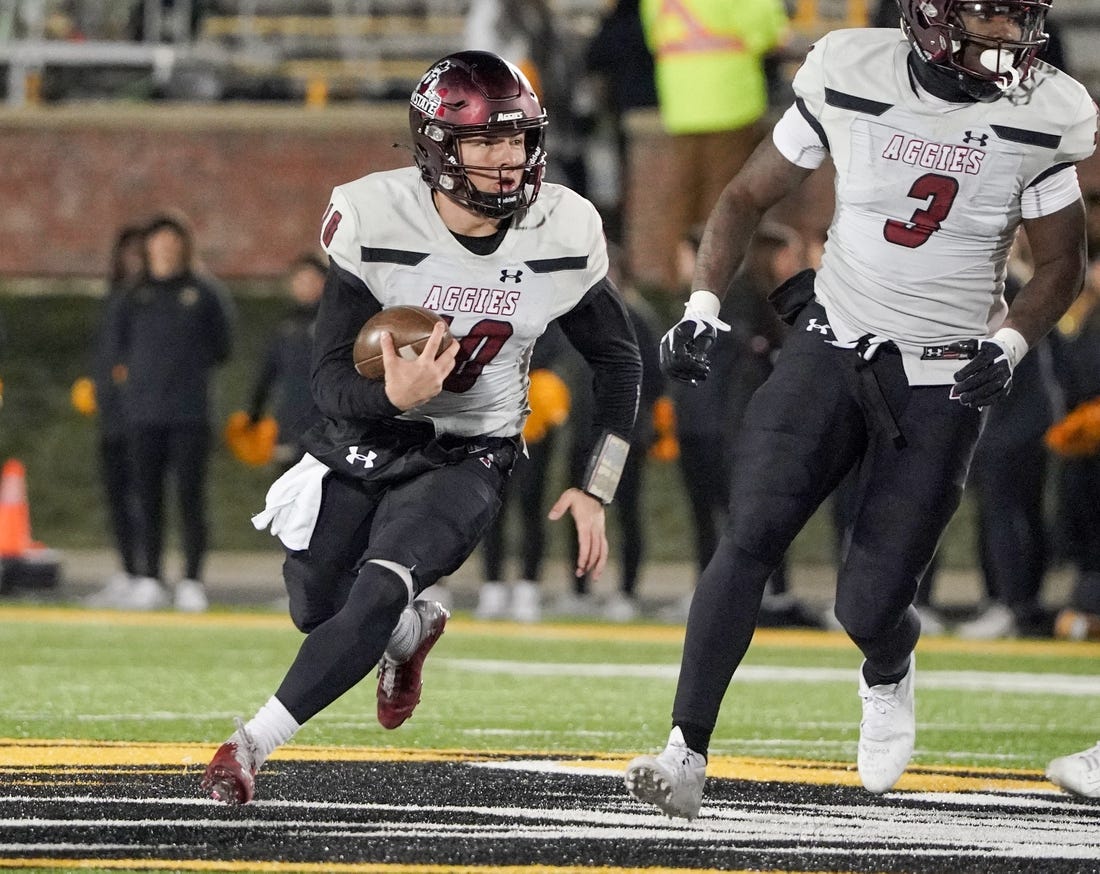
top-left (899, 0), bottom-right (1051, 93)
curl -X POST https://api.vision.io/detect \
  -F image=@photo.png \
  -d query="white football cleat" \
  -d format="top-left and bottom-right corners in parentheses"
top-left (624, 726), bottom-right (707, 819)
top-left (857, 657), bottom-right (916, 794)
top-left (1046, 742), bottom-right (1100, 798)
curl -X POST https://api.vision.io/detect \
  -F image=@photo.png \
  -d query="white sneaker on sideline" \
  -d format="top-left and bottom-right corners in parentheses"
top-left (549, 590), bottom-right (600, 618)
top-left (475, 581), bottom-right (509, 620)
top-left (83, 572), bottom-right (134, 609)
top-left (624, 726), bottom-right (707, 819)
top-left (510, 580), bottom-right (541, 623)
top-left (122, 576), bottom-right (170, 611)
top-left (1047, 742), bottom-right (1100, 797)
top-left (656, 592), bottom-right (693, 624)
top-left (915, 605), bottom-right (947, 637)
top-left (857, 657), bottom-right (916, 794)
top-left (604, 592), bottom-right (638, 623)
top-left (956, 602), bottom-right (1017, 639)
top-left (175, 578), bottom-right (209, 613)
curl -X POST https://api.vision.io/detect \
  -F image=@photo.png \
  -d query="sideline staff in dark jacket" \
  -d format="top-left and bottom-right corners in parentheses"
top-left (111, 211), bottom-right (235, 612)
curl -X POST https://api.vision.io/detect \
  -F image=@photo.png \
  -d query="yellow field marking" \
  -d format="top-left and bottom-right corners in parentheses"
top-left (3, 604), bottom-right (1100, 658)
top-left (0, 738), bottom-right (1055, 794)
top-left (0, 859), bottom-right (817, 874)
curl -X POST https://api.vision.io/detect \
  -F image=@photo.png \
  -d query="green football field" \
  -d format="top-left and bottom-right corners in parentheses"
top-left (4, 604), bottom-right (1100, 874)
top-left (4, 604), bottom-right (1098, 771)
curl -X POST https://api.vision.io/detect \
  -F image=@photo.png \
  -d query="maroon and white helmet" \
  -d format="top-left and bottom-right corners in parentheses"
top-left (409, 51), bottom-right (548, 219)
top-left (898, 0), bottom-right (1052, 92)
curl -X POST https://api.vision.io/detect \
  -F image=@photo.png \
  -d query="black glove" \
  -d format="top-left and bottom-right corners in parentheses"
top-left (951, 338), bottom-right (1015, 408)
top-left (659, 293), bottom-right (731, 385)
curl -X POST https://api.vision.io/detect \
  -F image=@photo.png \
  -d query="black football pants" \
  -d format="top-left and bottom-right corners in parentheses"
top-left (672, 303), bottom-right (982, 737)
top-left (274, 451), bottom-right (510, 724)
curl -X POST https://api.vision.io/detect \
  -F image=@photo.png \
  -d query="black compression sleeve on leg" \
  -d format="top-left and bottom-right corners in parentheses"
top-left (850, 604), bottom-right (920, 686)
top-left (275, 564), bottom-right (408, 724)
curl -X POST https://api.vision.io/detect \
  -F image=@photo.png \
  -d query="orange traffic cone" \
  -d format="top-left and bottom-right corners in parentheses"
top-left (0, 459), bottom-right (34, 557)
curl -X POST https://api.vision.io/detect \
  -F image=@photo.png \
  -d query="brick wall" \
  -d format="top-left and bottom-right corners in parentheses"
top-left (0, 103), bottom-right (411, 279)
top-left (1, 102), bottom-right (1097, 284)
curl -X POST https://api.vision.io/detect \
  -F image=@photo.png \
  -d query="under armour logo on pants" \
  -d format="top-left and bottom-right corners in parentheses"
top-left (346, 446), bottom-right (377, 468)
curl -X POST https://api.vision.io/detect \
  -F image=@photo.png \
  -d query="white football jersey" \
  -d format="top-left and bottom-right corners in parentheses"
top-left (782, 29), bottom-right (1096, 384)
top-left (322, 167), bottom-right (608, 436)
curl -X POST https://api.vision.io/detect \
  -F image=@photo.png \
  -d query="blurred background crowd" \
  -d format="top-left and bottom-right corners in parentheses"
top-left (2, 0), bottom-right (1100, 642)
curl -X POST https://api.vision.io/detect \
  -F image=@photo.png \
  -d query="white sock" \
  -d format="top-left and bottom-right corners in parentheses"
top-left (244, 696), bottom-right (300, 767)
top-left (384, 605), bottom-right (423, 662)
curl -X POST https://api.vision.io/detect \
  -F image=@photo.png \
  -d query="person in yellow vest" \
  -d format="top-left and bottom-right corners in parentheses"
top-left (641, 0), bottom-right (790, 291)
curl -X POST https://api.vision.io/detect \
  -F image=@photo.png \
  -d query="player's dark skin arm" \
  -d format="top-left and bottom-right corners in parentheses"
top-left (1011, 199), bottom-right (1088, 347)
top-left (693, 138), bottom-right (814, 299)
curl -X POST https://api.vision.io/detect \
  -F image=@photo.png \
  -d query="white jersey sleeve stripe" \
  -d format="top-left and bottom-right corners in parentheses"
top-left (1021, 163), bottom-right (1082, 219)
top-left (772, 101), bottom-right (828, 170)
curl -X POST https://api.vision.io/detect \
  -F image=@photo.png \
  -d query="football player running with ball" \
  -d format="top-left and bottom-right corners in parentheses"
top-left (202, 51), bottom-right (641, 805)
top-left (625, 0), bottom-right (1096, 818)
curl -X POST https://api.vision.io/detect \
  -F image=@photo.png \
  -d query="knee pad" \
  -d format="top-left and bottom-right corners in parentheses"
top-left (331, 559), bottom-right (414, 640)
top-left (367, 558), bottom-right (415, 605)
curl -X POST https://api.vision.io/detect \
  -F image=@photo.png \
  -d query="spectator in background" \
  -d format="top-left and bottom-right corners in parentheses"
top-left (667, 222), bottom-right (818, 627)
top-left (562, 247), bottom-right (664, 622)
top-left (463, 0), bottom-right (589, 195)
top-left (584, 0), bottom-right (658, 244)
top-left (1047, 254), bottom-right (1100, 640)
top-left (476, 323), bottom-right (573, 623)
top-left (956, 235), bottom-right (1063, 639)
top-left (246, 253), bottom-right (325, 469)
top-left (82, 223), bottom-right (148, 609)
top-left (640, 0), bottom-right (790, 291)
top-left (110, 211), bottom-right (235, 612)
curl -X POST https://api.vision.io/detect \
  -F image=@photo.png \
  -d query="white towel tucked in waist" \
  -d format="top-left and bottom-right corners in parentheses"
top-left (251, 453), bottom-right (329, 550)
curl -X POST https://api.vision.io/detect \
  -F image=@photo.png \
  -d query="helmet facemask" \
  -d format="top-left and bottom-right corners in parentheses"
top-left (419, 117), bottom-right (547, 220)
top-left (900, 0), bottom-right (1051, 98)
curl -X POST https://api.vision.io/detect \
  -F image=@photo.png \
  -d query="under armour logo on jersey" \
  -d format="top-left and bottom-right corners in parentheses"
top-left (805, 318), bottom-right (831, 335)
top-left (500, 269), bottom-right (524, 283)
top-left (963, 130), bottom-right (989, 147)
top-left (346, 445), bottom-right (377, 468)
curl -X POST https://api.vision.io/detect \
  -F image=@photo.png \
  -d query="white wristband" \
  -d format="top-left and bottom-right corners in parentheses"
top-left (685, 289), bottom-right (722, 319)
top-left (992, 326), bottom-right (1028, 370)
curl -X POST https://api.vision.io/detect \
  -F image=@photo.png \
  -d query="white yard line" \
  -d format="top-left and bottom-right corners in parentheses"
top-left (438, 659), bottom-right (1100, 696)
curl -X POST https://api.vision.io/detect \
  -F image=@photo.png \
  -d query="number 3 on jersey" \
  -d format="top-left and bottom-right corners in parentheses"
top-left (883, 173), bottom-right (960, 248)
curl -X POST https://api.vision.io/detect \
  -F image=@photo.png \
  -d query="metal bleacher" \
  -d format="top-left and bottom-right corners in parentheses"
top-left (0, 0), bottom-right (1098, 107)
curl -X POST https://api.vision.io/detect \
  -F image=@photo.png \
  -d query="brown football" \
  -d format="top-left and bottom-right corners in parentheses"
top-left (353, 305), bottom-right (455, 380)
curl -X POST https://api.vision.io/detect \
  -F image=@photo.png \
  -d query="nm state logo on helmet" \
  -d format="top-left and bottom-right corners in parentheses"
top-left (411, 60), bottom-right (449, 117)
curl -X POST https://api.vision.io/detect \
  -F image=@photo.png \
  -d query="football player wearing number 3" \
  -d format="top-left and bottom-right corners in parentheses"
top-left (202, 51), bottom-right (641, 805)
top-left (626, 0), bottom-right (1096, 817)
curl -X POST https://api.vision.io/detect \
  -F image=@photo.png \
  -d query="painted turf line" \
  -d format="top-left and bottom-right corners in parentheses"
top-left (3, 793), bottom-right (1097, 861)
top-left (438, 659), bottom-right (1100, 695)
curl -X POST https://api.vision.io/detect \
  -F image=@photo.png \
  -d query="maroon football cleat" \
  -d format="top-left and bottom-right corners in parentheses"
top-left (376, 600), bottom-right (449, 729)
top-left (201, 718), bottom-right (257, 805)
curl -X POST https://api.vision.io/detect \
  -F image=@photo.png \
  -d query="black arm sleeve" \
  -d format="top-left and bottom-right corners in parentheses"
top-left (556, 277), bottom-right (642, 443)
top-left (310, 259), bottom-right (401, 420)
